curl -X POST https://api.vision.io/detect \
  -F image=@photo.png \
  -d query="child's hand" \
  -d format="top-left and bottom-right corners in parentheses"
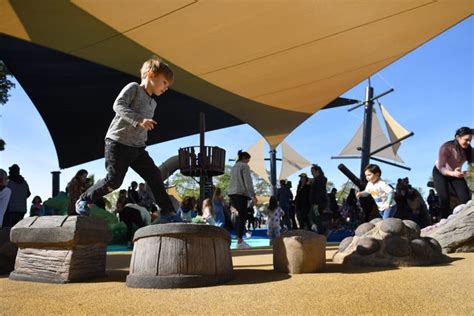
top-left (356, 192), bottom-right (363, 198)
top-left (139, 119), bottom-right (157, 131)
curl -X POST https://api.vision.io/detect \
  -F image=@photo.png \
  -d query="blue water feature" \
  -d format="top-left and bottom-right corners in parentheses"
top-left (106, 228), bottom-right (352, 252)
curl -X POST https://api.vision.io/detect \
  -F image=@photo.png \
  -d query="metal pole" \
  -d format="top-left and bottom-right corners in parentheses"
top-left (51, 171), bottom-right (61, 197)
top-left (270, 149), bottom-right (277, 195)
top-left (199, 112), bottom-right (205, 207)
top-left (360, 81), bottom-right (374, 180)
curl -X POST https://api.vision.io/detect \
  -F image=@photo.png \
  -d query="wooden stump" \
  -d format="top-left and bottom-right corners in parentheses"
top-left (9, 216), bottom-right (112, 283)
top-left (126, 223), bottom-right (233, 288)
top-left (0, 228), bottom-right (17, 274)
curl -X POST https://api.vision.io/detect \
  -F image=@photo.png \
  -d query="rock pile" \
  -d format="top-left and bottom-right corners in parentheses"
top-left (333, 218), bottom-right (449, 266)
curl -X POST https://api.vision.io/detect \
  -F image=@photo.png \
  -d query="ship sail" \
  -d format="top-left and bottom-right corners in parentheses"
top-left (380, 104), bottom-right (411, 154)
top-left (338, 110), bottom-right (404, 163)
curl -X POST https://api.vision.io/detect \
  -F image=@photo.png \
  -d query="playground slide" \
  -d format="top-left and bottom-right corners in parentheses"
top-left (158, 155), bottom-right (180, 182)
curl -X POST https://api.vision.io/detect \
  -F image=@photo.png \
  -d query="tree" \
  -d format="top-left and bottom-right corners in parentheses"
top-left (0, 61), bottom-right (15, 105)
top-left (213, 165), bottom-right (232, 196)
top-left (253, 171), bottom-right (271, 196)
top-left (1, 60), bottom-right (15, 151)
top-left (213, 165), bottom-right (271, 197)
top-left (170, 172), bottom-right (199, 198)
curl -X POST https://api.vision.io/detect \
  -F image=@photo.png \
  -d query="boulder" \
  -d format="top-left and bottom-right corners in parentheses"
top-left (333, 217), bottom-right (448, 267)
top-left (273, 230), bottom-right (326, 273)
top-left (9, 216), bottom-right (112, 283)
top-left (421, 200), bottom-right (474, 253)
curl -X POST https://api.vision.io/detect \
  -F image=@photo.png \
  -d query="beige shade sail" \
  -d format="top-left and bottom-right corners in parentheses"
top-left (245, 138), bottom-right (271, 184)
top-left (380, 104), bottom-right (411, 153)
top-left (339, 111), bottom-right (404, 163)
top-left (279, 141), bottom-right (312, 181)
top-left (1, 1), bottom-right (472, 148)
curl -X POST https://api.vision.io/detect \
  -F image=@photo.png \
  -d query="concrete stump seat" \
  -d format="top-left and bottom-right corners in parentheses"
top-left (9, 216), bottom-right (112, 283)
top-left (0, 228), bottom-right (17, 274)
top-left (273, 230), bottom-right (326, 273)
top-left (126, 223), bottom-right (233, 289)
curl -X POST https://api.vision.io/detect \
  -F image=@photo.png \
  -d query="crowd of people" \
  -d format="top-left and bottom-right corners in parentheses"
top-left (0, 58), bottom-right (471, 252)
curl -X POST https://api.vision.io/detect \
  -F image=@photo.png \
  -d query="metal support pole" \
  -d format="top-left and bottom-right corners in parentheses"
top-left (270, 149), bottom-right (277, 195)
top-left (360, 82), bottom-right (374, 180)
top-left (51, 171), bottom-right (61, 197)
top-left (199, 112), bottom-right (206, 207)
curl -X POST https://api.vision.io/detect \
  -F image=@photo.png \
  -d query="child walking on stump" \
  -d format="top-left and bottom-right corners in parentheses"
top-left (75, 57), bottom-right (176, 219)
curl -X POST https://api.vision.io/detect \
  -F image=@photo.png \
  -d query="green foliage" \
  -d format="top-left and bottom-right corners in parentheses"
top-left (213, 165), bottom-right (232, 196)
top-left (253, 170), bottom-right (271, 196)
top-left (170, 172), bottom-right (199, 198)
top-left (0, 61), bottom-right (15, 106)
top-left (0, 139), bottom-right (5, 151)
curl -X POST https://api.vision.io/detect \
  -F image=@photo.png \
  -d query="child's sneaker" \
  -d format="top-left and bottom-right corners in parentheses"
top-left (237, 241), bottom-right (251, 249)
top-left (75, 199), bottom-right (90, 216)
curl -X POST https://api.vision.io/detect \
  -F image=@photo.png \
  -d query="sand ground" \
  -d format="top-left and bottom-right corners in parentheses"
top-left (1, 246), bottom-right (473, 315)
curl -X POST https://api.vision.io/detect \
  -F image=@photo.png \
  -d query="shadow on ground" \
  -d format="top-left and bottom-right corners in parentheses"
top-left (226, 269), bottom-right (290, 285)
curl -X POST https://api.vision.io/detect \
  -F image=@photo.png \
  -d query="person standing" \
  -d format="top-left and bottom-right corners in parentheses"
top-left (433, 127), bottom-right (473, 219)
top-left (212, 187), bottom-right (226, 227)
top-left (228, 150), bottom-right (257, 249)
top-left (276, 179), bottom-right (293, 231)
top-left (66, 169), bottom-right (88, 215)
top-left (295, 173), bottom-right (311, 229)
top-left (308, 164), bottom-right (328, 233)
top-left (0, 169), bottom-right (12, 228)
top-left (4, 164), bottom-right (30, 227)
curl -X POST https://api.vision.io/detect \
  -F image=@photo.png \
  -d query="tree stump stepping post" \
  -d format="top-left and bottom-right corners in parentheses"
top-left (126, 223), bottom-right (233, 288)
top-left (9, 216), bottom-right (112, 283)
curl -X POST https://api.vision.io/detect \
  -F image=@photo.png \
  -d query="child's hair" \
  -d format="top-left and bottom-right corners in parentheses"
top-left (181, 196), bottom-right (195, 211)
top-left (364, 164), bottom-right (382, 176)
top-left (237, 150), bottom-right (251, 161)
top-left (140, 56), bottom-right (174, 84)
top-left (32, 196), bottom-right (42, 204)
top-left (202, 198), bottom-right (214, 217)
top-left (212, 187), bottom-right (222, 201)
top-left (268, 196), bottom-right (278, 211)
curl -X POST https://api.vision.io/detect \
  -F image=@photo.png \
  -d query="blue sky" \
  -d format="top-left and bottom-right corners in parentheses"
top-left (1, 16), bottom-right (472, 206)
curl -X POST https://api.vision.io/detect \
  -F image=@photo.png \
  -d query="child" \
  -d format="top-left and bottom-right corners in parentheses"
top-left (30, 196), bottom-right (44, 217)
top-left (177, 196), bottom-right (196, 222)
top-left (357, 164), bottom-right (396, 219)
top-left (267, 196), bottom-right (285, 243)
top-left (202, 198), bottom-right (216, 226)
top-left (75, 57), bottom-right (176, 220)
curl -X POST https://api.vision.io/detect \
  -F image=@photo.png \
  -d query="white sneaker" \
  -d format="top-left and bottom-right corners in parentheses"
top-left (311, 224), bottom-right (318, 233)
top-left (237, 241), bottom-right (251, 249)
top-left (245, 231), bottom-right (252, 239)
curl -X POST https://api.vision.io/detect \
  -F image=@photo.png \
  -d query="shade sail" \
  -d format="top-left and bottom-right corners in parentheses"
top-left (1, 1), bottom-right (471, 167)
top-left (279, 141), bottom-right (312, 181)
